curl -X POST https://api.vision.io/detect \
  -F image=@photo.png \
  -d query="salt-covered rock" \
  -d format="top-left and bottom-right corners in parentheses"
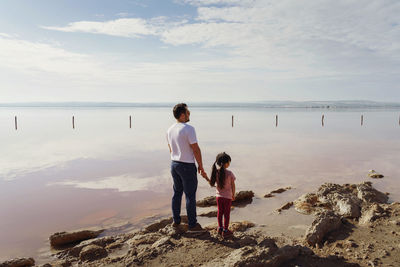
top-left (357, 182), bottom-right (388, 204)
top-left (197, 191), bottom-right (254, 207)
top-left (359, 204), bottom-right (388, 224)
top-left (49, 230), bottom-right (103, 247)
top-left (79, 245), bottom-right (107, 262)
top-left (0, 257), bottom-right (35, 267)
top-left (305, 211), bottom-right (342, 246)
top-left (232, 191), bottom-right (254, 206)
top-left (294, 193), bottom-right (321, 214)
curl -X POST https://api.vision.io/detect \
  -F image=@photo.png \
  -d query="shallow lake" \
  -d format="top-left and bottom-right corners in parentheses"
top-left (1, 107), bottom-right (399, 261)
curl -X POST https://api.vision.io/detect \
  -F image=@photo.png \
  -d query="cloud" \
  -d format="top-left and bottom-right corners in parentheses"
top-left (41, 0), bottom-right (399, 76)
top-left (42, 18), bottom-right (159, 38)
top-left (3, 0), bottom-right (400, 101)
top-left (175, 0), bottom-right (254, 6)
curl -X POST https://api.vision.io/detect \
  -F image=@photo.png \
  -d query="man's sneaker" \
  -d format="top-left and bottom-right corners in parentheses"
top-left (217, 227), bottom-right (223, 236)
top-left (187, 223), bottom-right (207, 233)
top-left (222, 229), bottom-right (233, 238)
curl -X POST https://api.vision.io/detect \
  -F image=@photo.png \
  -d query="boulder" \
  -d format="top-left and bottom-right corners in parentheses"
top-left (305, 211), bottom-right (342, 246)
top-left (197, 191), bottom-right (254, 207)
top-left (293, 193), bottom-right (321, 214)
top-left (196, 196), bottom-right (217, 207)
top-left (79, 245), bottom-right (107, 262)
top-left (199, 210), bottom-right (218, 217)
top-left (232, 191), bottom-right (254, 206)
top-left (357, 182), bottom-right (388, 204)
top-left (331, 194), bottom-right (361, 218)
top-left (49, 230), bottom-right (103, 247)
top-left (0, 258), bottom-right (35, 267)
top-left (359, 204), bottom-right (388, 225)
top-left (230, 221), bottom-right (255, 232)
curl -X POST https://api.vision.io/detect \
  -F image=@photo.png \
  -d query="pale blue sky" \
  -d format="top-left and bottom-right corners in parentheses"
top-left (0, 0), bottom-right (399, 102)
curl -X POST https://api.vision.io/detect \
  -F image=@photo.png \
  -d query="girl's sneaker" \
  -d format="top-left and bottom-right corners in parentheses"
top-left (217, 227), bottom-right (223, 236)
top-left (222, 229), bottom-right (233, 238)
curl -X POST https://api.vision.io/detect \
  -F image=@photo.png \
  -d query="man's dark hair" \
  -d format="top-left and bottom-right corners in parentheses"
top-left (173, 103), bottom-right (187, 119)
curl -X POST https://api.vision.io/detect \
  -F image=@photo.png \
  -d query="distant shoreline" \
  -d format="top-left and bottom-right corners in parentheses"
top-left (1, 100), bottom-right (400, 109)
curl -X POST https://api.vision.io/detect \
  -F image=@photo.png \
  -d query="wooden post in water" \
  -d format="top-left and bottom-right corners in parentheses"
top-left (14, 116), bottom-right (17, 130)
top-left (232, 115), bottom-right (234, 127)
top-left (361, 115), bottom-right (364, 126)
top-left (322, 114), bottom-right (325, 127)
top-left (72, 116), bottom-right (75, 129)
top-left (129, 115), bottom-right (132, 129)
top-left (275, 115), bottom-right (278, 127)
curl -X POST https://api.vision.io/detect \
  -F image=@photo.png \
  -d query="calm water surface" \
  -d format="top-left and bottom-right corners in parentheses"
top-left (0, 107), bottom-right (399, 262)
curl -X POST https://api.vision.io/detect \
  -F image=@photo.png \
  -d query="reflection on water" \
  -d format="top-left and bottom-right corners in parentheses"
top-left (0, 107), bottom-right (400, 261)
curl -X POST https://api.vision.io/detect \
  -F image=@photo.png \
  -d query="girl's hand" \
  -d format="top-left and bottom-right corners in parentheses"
top-left (232, 194), bottom-right (235, 201)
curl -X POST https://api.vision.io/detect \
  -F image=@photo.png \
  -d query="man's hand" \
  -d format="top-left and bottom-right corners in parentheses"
top-left (198, 165), bottom-right (204, 174)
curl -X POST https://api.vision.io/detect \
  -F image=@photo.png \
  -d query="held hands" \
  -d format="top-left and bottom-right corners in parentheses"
top-left (198, 165), bottom-right (210, 182)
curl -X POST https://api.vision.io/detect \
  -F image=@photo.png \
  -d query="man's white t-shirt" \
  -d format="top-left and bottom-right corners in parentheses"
top-left (167, 122), bottom-right (197, 163)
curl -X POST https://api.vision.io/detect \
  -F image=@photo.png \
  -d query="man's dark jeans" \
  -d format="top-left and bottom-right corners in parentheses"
top-left (171, 161), bottom-right (198, 228)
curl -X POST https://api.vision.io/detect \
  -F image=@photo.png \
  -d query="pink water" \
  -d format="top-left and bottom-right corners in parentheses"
top-left (0, 107), bottom-right (399, 262)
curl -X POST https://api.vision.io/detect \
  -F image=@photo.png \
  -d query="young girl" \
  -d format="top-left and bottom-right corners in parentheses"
top-left (208, 152), bottom-right (236, 237)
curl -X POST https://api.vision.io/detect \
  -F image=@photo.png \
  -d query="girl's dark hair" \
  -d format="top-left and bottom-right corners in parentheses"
top-left (173, 103), bottom-right (187, 119)
top-left (209, 152), bottom-right (231, 189)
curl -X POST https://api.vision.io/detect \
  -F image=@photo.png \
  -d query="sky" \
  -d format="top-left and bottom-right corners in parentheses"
top-left (0, 0), bottom-right (399, 103)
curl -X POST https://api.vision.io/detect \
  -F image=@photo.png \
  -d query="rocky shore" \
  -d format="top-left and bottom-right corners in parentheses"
top-left (1, 182), bottom-right (400, 267)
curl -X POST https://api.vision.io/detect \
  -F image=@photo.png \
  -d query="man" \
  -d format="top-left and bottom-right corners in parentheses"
top-left (167, 103), bottom-right (207, 232)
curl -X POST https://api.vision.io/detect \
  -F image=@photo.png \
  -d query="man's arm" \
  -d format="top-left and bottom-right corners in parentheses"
top-left (190, 143), bottom-right (207, 178)
top-left (168, 143), bottom-right (172, 153)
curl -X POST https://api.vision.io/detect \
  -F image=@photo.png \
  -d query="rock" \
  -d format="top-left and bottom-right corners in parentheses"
top-left (39, 260), bottom-right (71, 267)
top-left (359, 204), bottom-right (388, 224)
top-left (128, 233), bottom-right (163, 246)
top-left (203, 245), bottom-right (275, 267)
top-left (294, 193), bottom-right (320, 214)
top-left (368, 170), bottom-right (384, 179)
top-left (344, 240), bottom-right (358, 248)
top-left (144, 216), bottom-right (188, 233)
top-left (305, 211), bottom-right (342, 246)
top-left (230, 221), bottom-right (255, 232)
top-left (389, 219), bottom-right (400, 226)
top-left (277, 202), bottom-right (293, 213)
top-left (232, 191), bottom-right (255, 206)
top-left (236, 236), bottom-right (258, 247)
top-left (199, 210), bottom-right (218, 217)
top-left (0, 258), bottom-right (35, 267)
top-left (197, 191), bottom-right (254, 207)
top-left (79, 245), bottom-right (107, 262)
top-left (196, 196), bottom-right (217, 207)
top-left (317, 184), bottom-right (361, 218)
top-left (49, 230), bottom-right (103, 247)
top-left (332, 194), bottom-right (361, 218)
top-left (258, 237), bottom-right (279, 249)
top-left (357, 182), bottom-right (388, 204)
top-left (151, 237), bottom-right (173, 249)
top-left (158, 224), bottom-right (186, 237)
top-left (144, 218), bottom-right (173, 232)
top-left (264, 245), bottom-right (300, 266)
top-left (264, 193), bottom-right (274, 198)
